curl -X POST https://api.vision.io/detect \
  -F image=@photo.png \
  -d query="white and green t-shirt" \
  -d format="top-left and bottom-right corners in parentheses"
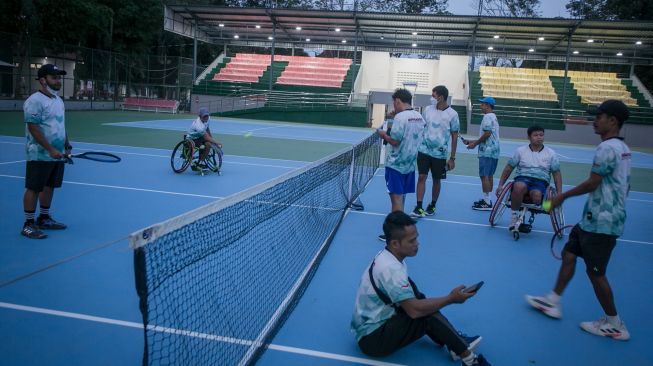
top-left (418, 105), bottom-right (460, 159)
top-left (508, 145), bottom-right (561, 184)
top-left (478, 112), bottom-right (500, 159)
top-left (24, 91), bottom-right (66, 161)
top-left (188, 117), bottom-right (209, 139)
top-left (351, 249), bottom-right (416, 341)
top-left (385, 109), bottom-right (425, 174)
top-left (579, 138), bottom-right (631, 236)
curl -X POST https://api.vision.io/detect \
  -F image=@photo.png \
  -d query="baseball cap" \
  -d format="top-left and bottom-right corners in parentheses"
top-left (198, 107), bottom-right (210, 117)
top-left (478, 96), bottom-right (496, 107)
top-left (587, 99), bottom-right (629, 123)
top-left (36, 64), bottom-right (66, 80)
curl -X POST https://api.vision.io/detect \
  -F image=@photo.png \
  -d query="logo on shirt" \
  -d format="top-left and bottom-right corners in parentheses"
top-left (401, 283), bottom-right (410, 288)
top-left (621, 153), bottom-right (631, 160)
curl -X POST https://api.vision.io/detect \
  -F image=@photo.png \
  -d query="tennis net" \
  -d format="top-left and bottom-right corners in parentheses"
top-left (130, 133), bottom-right (381, 366)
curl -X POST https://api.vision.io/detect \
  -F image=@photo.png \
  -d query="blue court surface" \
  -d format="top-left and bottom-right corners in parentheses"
top-left (1, 122), bottom-right (652, 366)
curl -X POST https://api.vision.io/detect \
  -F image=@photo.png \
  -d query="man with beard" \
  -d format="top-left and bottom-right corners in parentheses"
top-left (21, 64), bottom-right (71, 239)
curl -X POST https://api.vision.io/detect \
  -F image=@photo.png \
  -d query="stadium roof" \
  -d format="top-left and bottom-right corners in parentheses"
top-left (165, 5), bottom-right (653, 64)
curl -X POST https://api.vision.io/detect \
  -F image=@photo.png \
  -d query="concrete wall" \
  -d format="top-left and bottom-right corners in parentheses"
top-left (359, 51), bottom-right (391, 93)
top-left (436, 55), bottom-right (470, 104)
top-left (0, 99), bottom-right (116, 111)
top-left (466, 121), bottom-right (653, 149)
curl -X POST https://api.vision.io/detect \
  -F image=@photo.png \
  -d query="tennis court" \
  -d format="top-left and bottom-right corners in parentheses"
top-left (1, 111), bottom-right (652, 366)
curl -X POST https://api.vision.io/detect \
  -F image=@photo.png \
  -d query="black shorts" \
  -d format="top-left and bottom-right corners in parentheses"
top-left (417, 152), bottom-right (446, 179)
top-left (25, 161), bottom-right (65, 192)
top-left (563, 224), bottom-right (617, 276)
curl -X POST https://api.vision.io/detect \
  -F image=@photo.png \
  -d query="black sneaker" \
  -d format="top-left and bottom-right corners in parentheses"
top-left (425, 202), bottom-right (436, 216)
top-left (36, 216), bottom-right (67, 230)
top-left (21, 222), bottom-right (47, 239)
top-left (472, 200), bottom-right (493, 211)
top-left (410, 206), bottom-right (426, 218)
top-left (378, 234), bottom-right (386, 242)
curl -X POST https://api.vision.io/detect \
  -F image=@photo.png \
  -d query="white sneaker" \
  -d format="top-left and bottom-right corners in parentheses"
top-left (525, 295), bottom-right (562, 319)
top-left (580, 317), bottom-right (630, 341)
top-left (449, 334), bottom-right (482, 360)
top-left (509, 215), bottom-right (520, 231)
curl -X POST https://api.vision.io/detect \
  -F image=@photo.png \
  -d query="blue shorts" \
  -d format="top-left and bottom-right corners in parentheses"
top-left (385, 167), bottom-right (415, 195)
top-left (478, 157), bottom-right (498, 177)
top-left (513, 176), bottom-right (548, 198)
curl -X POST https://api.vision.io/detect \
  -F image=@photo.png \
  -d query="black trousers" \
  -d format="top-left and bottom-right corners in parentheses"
top-left (358, 310), bottom-right (468, 357)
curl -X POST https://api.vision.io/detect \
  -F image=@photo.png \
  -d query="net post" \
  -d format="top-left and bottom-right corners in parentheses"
top-left (347, 148), bottom-right (355, 204)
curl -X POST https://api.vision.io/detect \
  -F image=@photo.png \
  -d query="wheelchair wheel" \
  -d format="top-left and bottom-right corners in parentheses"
top-left (204, 145), bottom-right (223, 174)
top-left (489, 181), bottom-right (513, 226)
top-left (171, 139), bottom-right (194, 173)
top-left (547, 187), bottom-right (566, 238)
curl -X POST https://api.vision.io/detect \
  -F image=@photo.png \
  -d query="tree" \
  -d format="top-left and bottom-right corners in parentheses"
top-left (480, 0), bottom-right (541, 17)
top-left (566, 0), bottom-right (652, 20)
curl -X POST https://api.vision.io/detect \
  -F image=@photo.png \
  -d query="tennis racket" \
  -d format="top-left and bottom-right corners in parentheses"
top-left (550, 224), bottom-right (574, 260)
top-left (65, 152), bottom-right (121, 164)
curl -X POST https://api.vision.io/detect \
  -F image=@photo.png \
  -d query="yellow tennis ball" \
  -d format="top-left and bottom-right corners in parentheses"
top-left (542, 200), bottom-right (551, 212)
top-left (244, 132), bottom-right (252, 138)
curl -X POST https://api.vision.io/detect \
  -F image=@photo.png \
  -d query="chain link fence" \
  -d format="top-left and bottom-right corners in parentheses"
top-left (0, 32), bottom-right (197, 111)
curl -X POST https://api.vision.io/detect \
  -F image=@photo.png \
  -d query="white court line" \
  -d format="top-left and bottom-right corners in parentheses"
top-left (350, 210), bottom-right (653, 246)
top-left (0, 160), bottom-right (25, 165)
top-left (0, 174), bottom-right (223, 199)
top-left (0, 302), bottom-right (404, 366)
top-left (556, 152), bottom-right (571, 159)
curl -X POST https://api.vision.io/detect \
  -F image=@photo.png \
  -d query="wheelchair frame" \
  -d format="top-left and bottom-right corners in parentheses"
top-left (489, 180), bottom-right (565, 240)
top-left (170, 136), bottom-right (223, 176)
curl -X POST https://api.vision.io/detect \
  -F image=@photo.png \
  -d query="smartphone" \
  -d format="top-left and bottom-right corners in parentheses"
top-left (462, 281), bottom-right (484, 294)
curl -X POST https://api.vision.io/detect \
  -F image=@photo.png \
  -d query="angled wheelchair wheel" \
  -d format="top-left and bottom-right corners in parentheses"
top-left (171, 139), bottom-right (194, 173)
top-left (489, 181), bottom-right (513, 226)
top-left (547, 187), bottom-right (566, 238)
top-left (204, 145), bottom-right (223, 174)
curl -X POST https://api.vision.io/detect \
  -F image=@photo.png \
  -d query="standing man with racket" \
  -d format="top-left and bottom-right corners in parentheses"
top-left (526, 100), bottom-right (632, 341)
top-left (21, 64), bottom-right (71, 239)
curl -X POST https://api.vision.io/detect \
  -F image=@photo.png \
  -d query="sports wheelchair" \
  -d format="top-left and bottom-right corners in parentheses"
top-left (489, 180), bottom-right (565, 241)
top-left (170, 135), bottom-right (223, 176)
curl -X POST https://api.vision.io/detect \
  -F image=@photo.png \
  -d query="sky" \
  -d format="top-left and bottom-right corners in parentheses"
top-left (448, 0), bottom-right (571, 18)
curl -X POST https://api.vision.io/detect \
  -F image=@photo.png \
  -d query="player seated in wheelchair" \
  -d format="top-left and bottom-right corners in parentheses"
top-left (188, 107), bottom-right (222, 171)
top-left (495, 125), bottom-right (563, 231)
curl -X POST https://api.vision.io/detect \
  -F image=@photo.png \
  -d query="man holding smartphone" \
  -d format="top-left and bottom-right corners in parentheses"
top-left (351, 211), bottom-right (490, 366)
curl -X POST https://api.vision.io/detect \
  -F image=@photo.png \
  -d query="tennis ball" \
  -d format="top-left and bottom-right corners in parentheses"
top-left (542, 200), bottom-right (551, 212)
top-left (244, 132), bottom-right (253, 138)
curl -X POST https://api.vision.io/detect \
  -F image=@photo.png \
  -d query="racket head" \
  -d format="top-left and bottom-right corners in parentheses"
top-left (550, 224), bottom-right (575, 260)
top-left (71, 152), bottom-right (121, 163)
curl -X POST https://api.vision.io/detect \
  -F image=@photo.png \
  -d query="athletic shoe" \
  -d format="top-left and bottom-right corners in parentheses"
top-left (450, 333), bottom-right (482, 360)
top-left (21, 222), bottom-right (47, 239)
top-left (525, 295), bottom-right (562, 319)
top-left (425, 203), bottom-right (436, 216)
top-left (580, 317), bottom-right (630, 341)
top-left (378, 234), bottom-right (386, 242)
top-left (509, 215), bottom-right (520, 231)
top-left (36, 216), bottom-right (67, 230)
top-left (472, 200), bottom-right (493, 211)
top-left (464, 354), bottom-right (491, 366)
top-left (411, 207), bottom-right (426, 218)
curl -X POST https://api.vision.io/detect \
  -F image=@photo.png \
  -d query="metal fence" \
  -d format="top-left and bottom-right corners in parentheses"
top-left (0, 32), bottom-right (197, 110)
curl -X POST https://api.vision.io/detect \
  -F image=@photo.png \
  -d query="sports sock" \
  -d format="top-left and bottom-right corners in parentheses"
top-left (416, 201), bottom-right (423, 209)
top-left (546, 291), bottom-right (561, 304)
top-left (511, 210), bottom-right (518, 216)
top-left (607, 314), bottom-right (621, 326)
top-left (462, 352), bottom-right (477, 366)
top-left (39, 206), bottom-right (50, 219)
top-left (25, 210), bottom-right (35, 223)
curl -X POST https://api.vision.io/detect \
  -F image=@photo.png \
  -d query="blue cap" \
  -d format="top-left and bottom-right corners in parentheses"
top-left (478, 97), bottom-right (496, 107)
top-left (198, 107), bottom-right (210, 117)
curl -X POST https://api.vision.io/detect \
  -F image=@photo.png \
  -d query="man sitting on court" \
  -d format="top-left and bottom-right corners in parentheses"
top-left (495, 125), bottom-right (562, 230)
top-left (351, 211), bottom-right (491, 366)
top-left (188, 107), bottom-right (221, 170)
